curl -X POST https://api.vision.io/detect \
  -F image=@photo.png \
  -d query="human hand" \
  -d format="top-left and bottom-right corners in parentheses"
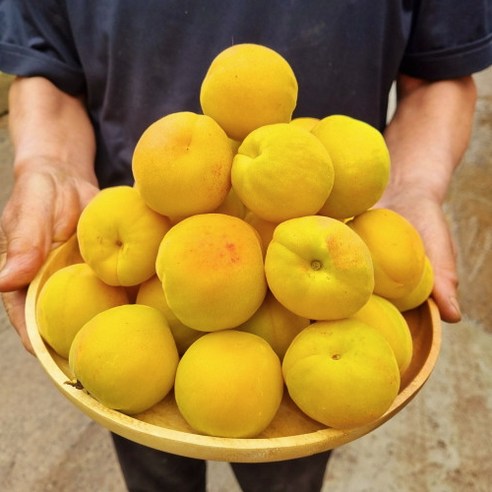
top-left (376, 189), bottom-right (461, 323)
top-left (0, 159), bottom-right (99, 353)
top-left (379, 74), bottom-right (476, 324)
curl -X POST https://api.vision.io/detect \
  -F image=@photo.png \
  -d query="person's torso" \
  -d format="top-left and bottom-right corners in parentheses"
top-left (64, 0), bottom-right (412, 185)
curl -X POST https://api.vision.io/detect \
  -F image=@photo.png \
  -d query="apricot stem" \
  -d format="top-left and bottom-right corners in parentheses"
top-left (311, 259), bottom-right (322, 271)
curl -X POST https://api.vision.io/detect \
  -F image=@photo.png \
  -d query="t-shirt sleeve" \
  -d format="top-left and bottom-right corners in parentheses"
top-left (400, 0), bottom-right (492, 79)
top-left (0, 0), bottom-right (85, 95)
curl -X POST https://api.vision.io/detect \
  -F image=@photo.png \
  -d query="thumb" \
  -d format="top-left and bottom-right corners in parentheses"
top-left (0, 232), bottom-right (39, 355)
top-left (0, 234), bottom-right (48, 291)
top-left (420, 213), bottom-right (461, 323)
top-left (0, 198), bottom-right (52, 290)
top-left (428, 240), bottom-right (461, 323)
top-left (0, 172), bottom-right (58, 291)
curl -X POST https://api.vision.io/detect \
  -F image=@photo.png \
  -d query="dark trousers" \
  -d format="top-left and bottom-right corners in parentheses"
top-left (111, 433), bottom-right (331, 492)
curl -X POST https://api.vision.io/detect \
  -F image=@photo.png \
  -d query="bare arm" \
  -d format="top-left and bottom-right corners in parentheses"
top-left (378, 73), bottom-right (477, 322)
top-left (0, 76), bottom-right (99, 351)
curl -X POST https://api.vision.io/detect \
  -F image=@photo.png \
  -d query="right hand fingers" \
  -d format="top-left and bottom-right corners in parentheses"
top-left (0, 181), bottom-right (53, 291)
top-left (0, 169), bottom-right (98, 292)
top-left (0, 168), bottom-right (98, 351)
top-left (0, 216), bottom-right (37, 354)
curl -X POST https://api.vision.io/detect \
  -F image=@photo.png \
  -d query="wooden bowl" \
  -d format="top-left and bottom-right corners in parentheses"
top-left (25, 237), bottom-right (442, 463)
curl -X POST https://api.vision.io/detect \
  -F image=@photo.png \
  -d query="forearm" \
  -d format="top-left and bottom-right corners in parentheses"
top-left (9, 76), bottom-right (98, 184)
top-left (0, 76), bottom-right (100, 292)
top-left (383, 74), bottom-right (477, 203)
top-left (379, 74), bottom-right (477, 323)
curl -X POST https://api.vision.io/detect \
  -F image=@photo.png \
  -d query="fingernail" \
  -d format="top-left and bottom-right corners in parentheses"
top-left (450, 296), bottom-right (462, 320)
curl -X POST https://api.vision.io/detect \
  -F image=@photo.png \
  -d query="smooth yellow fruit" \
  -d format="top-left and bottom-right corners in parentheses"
top-left (265, 215), bottom-right (374, 320)
top-left (243, 211), bottom-right (277, 256)
top-left (232, 123), bottom-right (334, 222)
top-left (351, 294), bottom-right (413, 375)
top-left (36, 263), bottom-right (128, 358)
top-left (229, 138), bottom-right (241, 154)
top-left (200, 43), bottom-right (298, 141)
top-left (347, 208), bottom-right (426, 299)
top-left (391, 256), bottom-right (434, 312)
top-left (213, 187), bottom-right (247, 219)
top-left (289, 116), bottom-right (320, 131)
top-left (77, 185), bottom-right (171, 286)
top-left (312, 115), bottom-right (390, 219)
top-left (132, 111), bottom-right (233, 218)
top-left (238, 291), bottom-right (310, 359)
top-left (169, 188), bottom-right (247, 236)
top-left (136, 275), bottom-right (204, 355)
top-left (155, 213), bottom-right (267, 331)
top-left (69, 304), bottom-right (179, 415)
top-left (282, 319), bottom-right (400, 429)
top-left (175, 330), bottom-right (283, 437)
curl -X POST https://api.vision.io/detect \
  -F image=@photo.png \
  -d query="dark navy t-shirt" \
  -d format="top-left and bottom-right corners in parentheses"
top-left (1, 0), bottom-right (491, 187)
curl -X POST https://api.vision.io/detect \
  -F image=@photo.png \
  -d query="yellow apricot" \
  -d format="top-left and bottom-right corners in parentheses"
top-left (155, 213), bottom-right (267, 331)
top-left (351, 294), bottom-right (413, 375)
top-left (132, 111), bottom-right (233, 218)
top-left (391, 256), bottom-right (434, 312)
top-left (265, 215), bottom-right (374, 320)
top-left (232, 123), bottom-right (334, 222)
top-left (77, 185), bottom-right (171, 286)
top-left (283, 319), bottom-right (400, 429)
top-left (136, 275), bottom-right (204, 355)
top-left (289, 116), bottom-right (320, 131)
top-left (243, 211), bottom-right (277, 256)
top-left (347, 208), bottom-right (426, 299)
top-left (238, 291), bottom-right (310, 359)
top-left (175, 330), bottom-right (283, 437)
top-left (200, 43), bottom-right (298, 141)
top-left (69, 304), bottom-right (179, 415)
top-left (37, 263), bottom-right (128, 358)
top-left (312, 115), bottom-right (390, 219)
top-left (212, 187), bottom-right (247, 219)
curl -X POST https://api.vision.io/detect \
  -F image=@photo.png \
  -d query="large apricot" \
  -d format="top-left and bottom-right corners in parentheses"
top-left (391, 256), bottom-right (434, 312)
top-left (69, 304), bottom-right (179, 415)
top-left (200, 43), bottom-right (298, 141)
top-left (265, 215), bottom-right (374, 320)
top-left (175, 330), bottom-right (283, 437)
top-left (283, 319), bottom-right (400, 429)
top-left (347, 208), bottom-right (426, 299)
top-left (351, 294), bottom-right (413, 375)
top-left (155, 213), bottom-right (267, 331)
top-left (37, 263), bottom-right (128, 358)
top-left (231, 123), bottom-right (334, 223)
top-left (77, 186), bottom-right (171, 286)
top-left (312, 115), bottom-right (390, 220)
top-left (132, 111), bottom-right (233, 218)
